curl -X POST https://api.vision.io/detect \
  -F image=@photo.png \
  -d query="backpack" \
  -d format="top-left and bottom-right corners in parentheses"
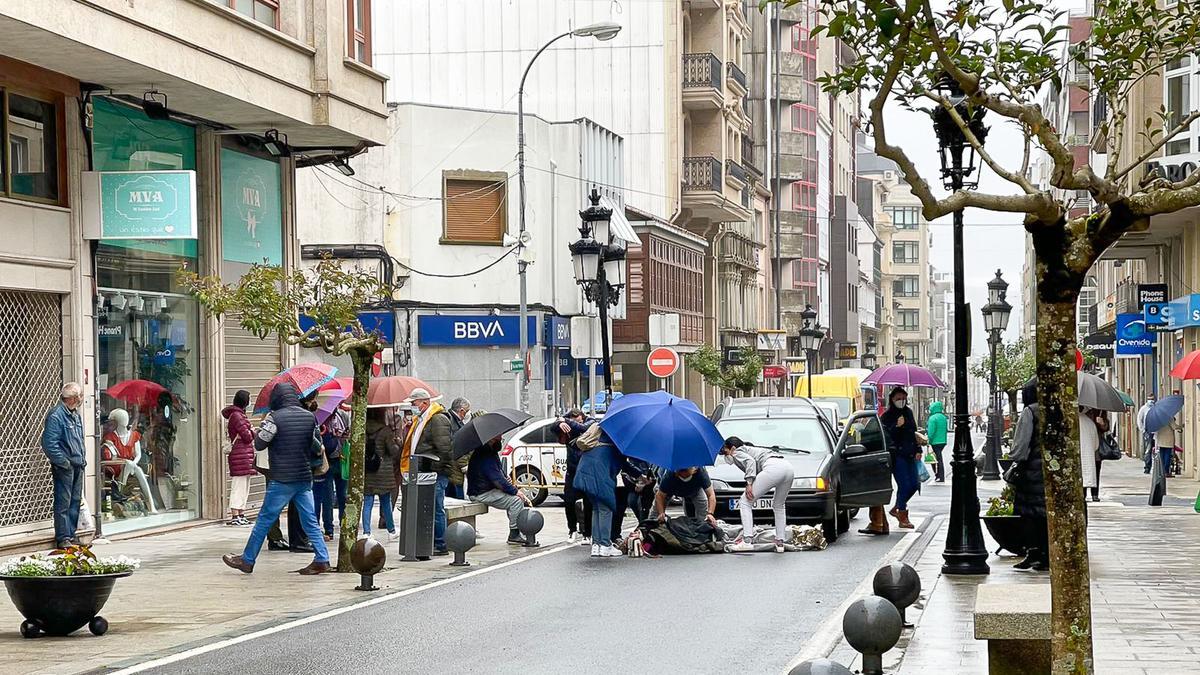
top-left (365, 434), bottom-right (382, 474)
top-left (575, 423), bottom-right (604, 452)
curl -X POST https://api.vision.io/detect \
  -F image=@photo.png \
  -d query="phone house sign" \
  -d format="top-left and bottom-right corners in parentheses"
top-left (417, 314), bottom-right (540, 347)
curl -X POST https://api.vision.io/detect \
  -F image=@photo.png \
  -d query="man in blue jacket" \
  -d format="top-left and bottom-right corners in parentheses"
top-left (41, 382), bottom-right (87, 547)
top-left (224, 383), bottom-right (329, 575)
top-left (467, 438), bottom-right (531, 544)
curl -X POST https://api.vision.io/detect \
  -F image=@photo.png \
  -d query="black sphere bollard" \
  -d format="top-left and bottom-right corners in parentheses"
top-left (842, 596), bottom-right (903, 675)
top-left (445, 521), bottom-right (477, 567)
top-left (787, 658), bottom-right (853, 675)
top-left (872, 562), bottom-right (922, 626)
top-left (350, 537), bottom-right (387, 591)
top-left (517, 508), bottom-right (544, 548)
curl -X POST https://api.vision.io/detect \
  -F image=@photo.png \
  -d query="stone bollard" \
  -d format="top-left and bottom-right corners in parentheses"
top-left (445, 521), bottom-right (477, 567)
top-left (842, 596), bottom-right (903, 675)
top-left (872, 562), bottom-right (922, 626)
top-left (351, 537), bottom-right (386, 591)
top-left (786, 658), bottom-right (853, 675)
top-left (517, 508), bottom-right (544, 548)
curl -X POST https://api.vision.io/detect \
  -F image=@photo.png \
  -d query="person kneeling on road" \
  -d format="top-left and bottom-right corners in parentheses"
top-left (467, 436), bottom-right (532, 545)
top-left (717, 437), bottom-right (793, 553)
top-left (652, 466), bottom-right (718, 528)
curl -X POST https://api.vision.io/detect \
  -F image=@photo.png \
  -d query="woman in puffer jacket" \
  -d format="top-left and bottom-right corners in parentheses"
top-left (222, 390), bottom-right (256, 526)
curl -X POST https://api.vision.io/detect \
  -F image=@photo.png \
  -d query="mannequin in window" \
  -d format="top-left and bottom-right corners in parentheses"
top-left (102, 408), bottom-right (157, 513)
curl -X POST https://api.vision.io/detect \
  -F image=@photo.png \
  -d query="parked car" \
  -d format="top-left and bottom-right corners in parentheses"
top-left (501, 418), bottom-right (568, 506)
top-left (709, 397), bottom-right (893, 543)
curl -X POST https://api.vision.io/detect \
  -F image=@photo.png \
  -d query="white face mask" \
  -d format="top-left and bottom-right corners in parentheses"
top-left (893, 399), bottom-right (906, 409)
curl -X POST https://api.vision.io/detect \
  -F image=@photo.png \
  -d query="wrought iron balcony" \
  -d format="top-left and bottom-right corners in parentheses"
top-left (682, 156), bottom-right (722, 193)
top-left (726, 61), bottom-right (747, 92)
top-left (726, 159), bottom-right (748, 187)
top-left (683, 53), bottom-right (722, 90)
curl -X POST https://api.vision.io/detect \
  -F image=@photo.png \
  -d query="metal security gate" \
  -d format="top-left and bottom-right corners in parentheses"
top-left (0, 291), bottom-right (63, 532)
top-left (223, 315), bottom-right (283, 512)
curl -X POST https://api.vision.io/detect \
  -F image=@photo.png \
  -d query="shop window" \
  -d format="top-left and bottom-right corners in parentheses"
top-left (1, 90), bottom-right (60, 203)
top-left (347, 0), bottom-right (372, 65)
top-left (442, 172), bottom-right (508, 244)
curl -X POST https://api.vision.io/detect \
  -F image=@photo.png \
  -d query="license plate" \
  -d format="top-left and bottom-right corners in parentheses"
top-left (729, 498), bottom-right (774, 510)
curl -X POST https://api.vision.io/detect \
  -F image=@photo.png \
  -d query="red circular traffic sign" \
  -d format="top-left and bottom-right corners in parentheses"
top-left (647, 347), bottom-right (680, 378)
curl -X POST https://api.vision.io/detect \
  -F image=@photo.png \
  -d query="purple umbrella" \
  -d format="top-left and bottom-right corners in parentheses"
top-left (314, 387), bottom-right (349, 426)
top-left (864, 363), bottom-right (947, 389)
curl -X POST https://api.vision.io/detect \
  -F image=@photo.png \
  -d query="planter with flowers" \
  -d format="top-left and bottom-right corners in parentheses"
top-left (0, 545), bottom-right (139, 638)
top-left (980, 485), bottom-right (1028, 557)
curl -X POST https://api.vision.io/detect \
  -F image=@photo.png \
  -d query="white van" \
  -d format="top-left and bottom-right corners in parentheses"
top-left (500, 418), bottom-right (568, 505)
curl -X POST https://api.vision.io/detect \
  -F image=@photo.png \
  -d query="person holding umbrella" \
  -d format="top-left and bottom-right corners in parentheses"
top-left (451, 408), bottom-right (534, 546)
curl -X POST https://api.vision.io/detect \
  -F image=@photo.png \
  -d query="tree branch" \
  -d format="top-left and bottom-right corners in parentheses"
top-left (1112, 110), bottom-right (1200, 181)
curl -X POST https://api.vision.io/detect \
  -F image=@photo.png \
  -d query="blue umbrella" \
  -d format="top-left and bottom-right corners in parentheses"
top-left (1144, 395), bottom-right (1185, 433)
top-left (599, 391), bottom-right (724, 470)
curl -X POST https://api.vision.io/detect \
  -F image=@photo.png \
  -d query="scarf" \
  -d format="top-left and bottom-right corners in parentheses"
top-left (401, 401), bottom-right (445, 474)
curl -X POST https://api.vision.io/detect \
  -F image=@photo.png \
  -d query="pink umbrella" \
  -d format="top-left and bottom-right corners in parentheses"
top-left (314, 389), bottom-right (349, 426)
top-left (254, 362), bottom-right (339, 413)
top-left (863, 363), bottom-right (947, 389)
top-left (367, 375), bottom-right (438, 408)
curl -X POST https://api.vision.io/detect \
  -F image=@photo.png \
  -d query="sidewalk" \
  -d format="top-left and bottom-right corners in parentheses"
top-left (831, 457), bottom-right (1200, 674)
top-left (0, 506), bottom-right (569, 675)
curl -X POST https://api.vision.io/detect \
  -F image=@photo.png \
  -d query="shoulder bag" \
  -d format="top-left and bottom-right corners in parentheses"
top-left (1098, 433), bottom-right (1122, 461)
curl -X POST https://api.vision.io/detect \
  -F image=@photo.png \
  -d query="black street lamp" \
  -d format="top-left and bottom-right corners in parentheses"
top-left (569, 190), bottom-right (626, 403)
top-left (981, 270), bottom-right (1012, 481)
top-left (797, 304), bottom-right (825, 398)
top-left (931, 72), bottom-right (991, 576)
top-left (863, 335), bottom-right (878, 370)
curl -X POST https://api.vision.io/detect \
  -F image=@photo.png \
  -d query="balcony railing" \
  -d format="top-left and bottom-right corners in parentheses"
top-left (727, 61), bottom-right (747, 91)
top-left (683, 53), bottom-right (722, 90)
top-left (726, 159), bottom-right (748, 186)
top-left (682, 156), bottom-right (722, 192)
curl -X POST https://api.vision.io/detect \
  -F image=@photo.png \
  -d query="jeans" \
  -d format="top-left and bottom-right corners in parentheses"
top-left (591, 505), bottom-right (613, 549)
top-left (243, 480), bottom-right (329, 567)
top-left (1160, 447), bottom-right (1175, 479)
top-left (446, 482), bottom-right (465, 500)
top-left (434, 475), bottom-right (449, 551)
top-left (313, 476), bottom-right (333, 535)
top-left (363, 492), bottom-right (395, 534)
top-left (563, 478), bottom-right (592, 536)
top-left (471, 489), bottom-right (525, 529)
top-left (268, 502), bottom-right (307, 547)
top-left (1143, 434), bottom-right (1155, 473)
top-left (931, 444), bottom-right (946, 481)
top-left (893, 455), bottom-right (920, 511)
top-left (329, 457), bottom-right (348, 525)
top-left (51, 465), bottom-right (85, 545)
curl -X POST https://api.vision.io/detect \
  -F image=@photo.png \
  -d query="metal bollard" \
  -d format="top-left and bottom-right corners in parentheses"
top-left (787, 658), bottom-right (853, 675)
top-left (872, 562), bottom-right (922, 626)
top-left (445, 521), bottom-right (477, 567)
top-left (842, 596), bottom-right (902, 675)
top-left (517, 508), bottom-right (544, 548)
top-left (350, 537), bottom-right (386, 591)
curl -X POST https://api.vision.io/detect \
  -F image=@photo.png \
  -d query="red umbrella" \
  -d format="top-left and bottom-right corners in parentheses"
top-left (107, 379), bottom-right (168, 409)
top-left (319, 377), bottom-right (354, 394)
top-left (1171, 350), bottom-right (1200, 379)
top-left (367, 375), bottom-right (438, 407)
top-left (254, 362), bottom-right (339, 413)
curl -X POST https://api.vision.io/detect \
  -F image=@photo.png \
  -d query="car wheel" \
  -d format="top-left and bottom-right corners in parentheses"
top-left (822, 516), bottom-right (839, 543)
top-left (514, 465), bottom-right (548, 506)
top-left (836, 508), bottom-right (850, 534)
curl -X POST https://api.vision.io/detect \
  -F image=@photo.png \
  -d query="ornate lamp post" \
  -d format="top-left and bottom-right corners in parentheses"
top-left (797, 304), bottom-right (825, 398)
top-left (863, 336), bottom-right (878, 370)
top-left (569, 190), bottom-right (626, 403)
top-left (931, 72), bottom-right (991, 576)
top-left (980, 270), bottom-right (1012, 481)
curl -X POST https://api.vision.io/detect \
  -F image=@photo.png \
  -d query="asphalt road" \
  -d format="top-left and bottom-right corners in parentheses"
top-left (144, 438), bottom-right (965, 675)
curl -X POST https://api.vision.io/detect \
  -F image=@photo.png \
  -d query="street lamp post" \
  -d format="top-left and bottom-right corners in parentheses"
top-left (516, 21), bottom-right (621, 411)
top-left (863, 336), bottom-right (878, 370)
top-left (931, 73), bottom-right (991, 576)
top-left (569, 190), bottom-right (626, 403)
top-left (797, 304), bottom-right (825, 398)
top-left (980, 270), bottom-right (1012, 481)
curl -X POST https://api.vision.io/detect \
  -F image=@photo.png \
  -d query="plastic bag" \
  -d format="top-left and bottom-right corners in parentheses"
top-left (1194, 489), bottom-right (1200, 514)
top-left (78, 497), bottom-right (95, 532)
top-left (916, 458), bottom-right (932, 483)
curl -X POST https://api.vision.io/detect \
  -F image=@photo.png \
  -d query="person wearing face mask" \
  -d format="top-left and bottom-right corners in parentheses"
top-left (42, 383), bottom-right (88, 547)
top-left (717, 437), bottom-right (794, 553)
top-left (102, 408), bottom-right (157, 514)
top-left (880, 387), bottom-right (920, 529)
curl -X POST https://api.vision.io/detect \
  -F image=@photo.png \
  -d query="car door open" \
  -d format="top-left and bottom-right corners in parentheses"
top-left (836, 411), bottom-right (894, 508)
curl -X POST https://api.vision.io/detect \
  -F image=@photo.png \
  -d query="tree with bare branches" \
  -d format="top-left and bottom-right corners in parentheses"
top-left (763, 0), bottom-right (1200, 671)
top-left (179, 258), bottom-right (388, 573)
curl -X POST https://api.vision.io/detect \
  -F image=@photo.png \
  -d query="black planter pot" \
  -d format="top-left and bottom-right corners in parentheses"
top-left (1, 572), bottom-right (131, 638)
top-left (998, 458), bottom-right (1014, 473)
top-left (981, 515), bottom-right (1028, 556)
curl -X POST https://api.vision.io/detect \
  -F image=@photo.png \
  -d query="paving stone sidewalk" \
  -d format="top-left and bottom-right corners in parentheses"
top-left (0, 506), bottom-right (570, 675)
top-left (829, 457), bottom-right (1200, 675)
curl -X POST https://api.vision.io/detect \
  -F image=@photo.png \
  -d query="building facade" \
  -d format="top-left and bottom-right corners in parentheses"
top-left (0, 0), bottom-right (386, 548)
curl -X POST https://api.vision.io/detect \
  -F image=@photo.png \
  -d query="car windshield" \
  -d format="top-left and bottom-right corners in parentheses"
top-left (814, 397), bottom-right (852, 417)
top-left (716, 418), bottom-right (829, 454)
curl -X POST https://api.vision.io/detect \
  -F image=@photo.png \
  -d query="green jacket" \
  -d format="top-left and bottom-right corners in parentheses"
top-left (927, 401), bottom-right (948, 445)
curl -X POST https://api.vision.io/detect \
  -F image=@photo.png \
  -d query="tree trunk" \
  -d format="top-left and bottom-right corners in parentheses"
top-left (1007, 391), bottom-right (1018, 419)
top-left (336, 346), bottom-right (373, 572)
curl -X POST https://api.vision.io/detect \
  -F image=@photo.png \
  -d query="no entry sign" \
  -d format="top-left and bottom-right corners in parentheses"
top-left (647, 347), bottom-right (681, 378)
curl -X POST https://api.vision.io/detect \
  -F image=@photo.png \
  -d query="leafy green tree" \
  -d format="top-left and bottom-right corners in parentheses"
top-left (685, 345), bottom-right (764, 396)
top-left (970, 338), bottom-right (1035, 416)
top-left (179, 258), bottom-right (386, 573)
top-left (761, 0), bottom-right (1200, 670)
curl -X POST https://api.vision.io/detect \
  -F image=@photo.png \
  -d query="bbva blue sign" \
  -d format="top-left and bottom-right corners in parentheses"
top-left (417, 314), bottom-right (539, 347)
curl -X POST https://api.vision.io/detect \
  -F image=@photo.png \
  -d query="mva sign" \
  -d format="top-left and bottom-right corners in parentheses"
top-left (417, 314), bottom-right (539, 347)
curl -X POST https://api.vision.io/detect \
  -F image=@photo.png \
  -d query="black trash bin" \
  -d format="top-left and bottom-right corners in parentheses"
top-left (399, 470), bottom-right (437, 561)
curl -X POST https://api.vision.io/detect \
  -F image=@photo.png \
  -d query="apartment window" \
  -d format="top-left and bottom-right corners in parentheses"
top-left (898, 309), bottom-right (919, 332)
top-left (791, 182), bottom-right (815, 211)
top-left (442, 171), bottom-right (508, 245)
top-left (792, 259), bottom-right (817, 287)
top-left (894, 275), bottom-right (919, 298)
top-left (884, 205), bottom-right (920, 229)
top-left (347, 0), bottom-right (372, 65)
top-left (893, 240), bottom-right (919, 264)
top-left (2, 90), bottom-right (61, 203)
top-left (902, 344), bottom-right (921, 363)
top-left (1166, 72), bottom-right (1192, 156)
top-left (216, 0), bottom-right (279, 28)
top-left (791, 104), bottom-right (815, 132)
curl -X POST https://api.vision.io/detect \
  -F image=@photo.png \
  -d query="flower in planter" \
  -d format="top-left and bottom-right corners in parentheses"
top-left (0, 546), bottom-right (139, 578)
top-left (985, 485), bottom-right (1016, 517)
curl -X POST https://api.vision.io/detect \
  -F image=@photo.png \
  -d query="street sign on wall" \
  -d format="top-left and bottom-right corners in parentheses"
top-left (82, 170), bottom-right (198, 240)
top-left (837, 344), bottom-right (859, 360)
top-left (647, 347), bottom-right (680, 378)
top-left (1115, 313), bottom-right (1155, 357)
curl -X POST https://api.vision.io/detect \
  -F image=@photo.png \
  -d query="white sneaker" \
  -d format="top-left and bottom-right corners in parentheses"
top-left (603, 545), bottom-right (624, 558)
top-left (728, 540), bottom-right (756, 552)
top-left (591, 544), bottom-right (601, 557)
top-left (774, 539), bottom-right (786, 553)
top-left (579, 537), bottom-right (592, 547)
top-left (567, 532), bottom-right (582, 544)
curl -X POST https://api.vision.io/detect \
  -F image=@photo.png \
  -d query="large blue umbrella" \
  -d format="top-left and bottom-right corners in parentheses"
top-left (1145, 395), bottom-right (1185, 433)
top-left (599, 391), bottom-right (724, 470)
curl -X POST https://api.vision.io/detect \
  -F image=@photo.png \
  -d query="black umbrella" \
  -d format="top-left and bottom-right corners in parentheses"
top-left (451, 408), bottom-right (534, 459)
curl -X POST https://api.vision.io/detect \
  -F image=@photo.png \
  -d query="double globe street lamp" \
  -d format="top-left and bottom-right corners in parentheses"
top-left (930, 72), bottom-right (992, 576)
top-left (980, 270), bottom-right (1012, 481)
top-left (862, 336), bottom-right (878, 370)
top-left (797, 304), bottom-right (826, 398)
top-left (569, 189), bottom-right (626, 405)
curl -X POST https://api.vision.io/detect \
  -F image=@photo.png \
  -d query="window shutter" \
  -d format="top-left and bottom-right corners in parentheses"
top-left (443, 178), bottom-right (506, 244)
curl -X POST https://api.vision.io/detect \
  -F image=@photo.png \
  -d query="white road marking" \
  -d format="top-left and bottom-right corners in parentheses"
top-left (109, 542), bottom-right (575, 674)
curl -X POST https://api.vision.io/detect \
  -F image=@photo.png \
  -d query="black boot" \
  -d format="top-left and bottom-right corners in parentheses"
top-left (1014, 548), bottom-right (1039, 570)
top-left (507, 528), bottom-right (526, 545)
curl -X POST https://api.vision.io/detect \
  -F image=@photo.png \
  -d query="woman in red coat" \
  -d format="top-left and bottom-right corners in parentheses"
top-left (222, 390), bottom-right (256, 526)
